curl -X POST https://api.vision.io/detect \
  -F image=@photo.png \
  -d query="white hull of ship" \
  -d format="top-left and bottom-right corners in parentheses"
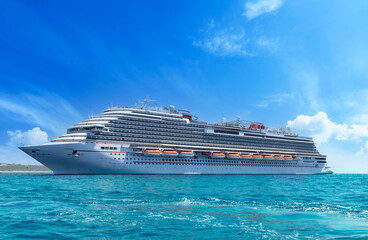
top-left (19, 142), bottom-right (333, 175)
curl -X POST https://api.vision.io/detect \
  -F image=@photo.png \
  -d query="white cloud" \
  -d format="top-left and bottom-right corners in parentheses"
top-left (287, 112), bottom-right (368, 173)
top-left (244, 0), bottom-right (284, 20)
top-left (0, 127), bottom-right (49, 164)
top-left (193, 30), bottom-right (250, 56)
top-left (7, 127), bottom-right (48, 146)
top-left (287, 112), bottom-right (368, 144)
top-left (287, 112), bottom-right (336, 143)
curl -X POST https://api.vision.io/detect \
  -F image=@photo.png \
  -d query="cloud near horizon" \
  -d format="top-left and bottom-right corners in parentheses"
top-left (0, 127), bottom-right (49, 164)
top-left (244, 0), bottom-right (284, 20)
top-left (287, 112), bottom-right (368, 144)
top-left (7, 127), bottom-right (49, 146)
top-left (0, 90), bottom-right (81, 165)
top-left (287, 112), bottom-right (368, 173)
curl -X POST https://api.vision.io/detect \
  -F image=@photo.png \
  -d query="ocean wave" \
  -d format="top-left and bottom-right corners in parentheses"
top-left (1, 174), bottom-right (368, 239)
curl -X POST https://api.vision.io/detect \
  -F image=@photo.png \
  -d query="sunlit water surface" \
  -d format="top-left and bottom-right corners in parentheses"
top-left (1, 174), bottom-right (368, 239)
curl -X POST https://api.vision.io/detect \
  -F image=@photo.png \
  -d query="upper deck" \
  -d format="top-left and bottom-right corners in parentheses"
top-left (99, 105), bottom-right (309, 142)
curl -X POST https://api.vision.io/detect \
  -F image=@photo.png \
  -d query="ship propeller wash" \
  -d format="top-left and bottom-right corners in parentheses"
top-left (19, 100), bottom-right (332, 174)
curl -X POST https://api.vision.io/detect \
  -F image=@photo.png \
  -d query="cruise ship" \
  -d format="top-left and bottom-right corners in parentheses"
top-left (19, 101), bottom-right (332, 175)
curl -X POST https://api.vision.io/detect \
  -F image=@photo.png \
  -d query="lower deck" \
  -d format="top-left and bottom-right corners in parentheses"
top-left (20, 142), bottom-right (332, 175)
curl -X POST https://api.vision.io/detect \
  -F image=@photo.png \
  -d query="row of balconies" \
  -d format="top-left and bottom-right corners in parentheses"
top-left (106, 121), bottom-right (314, 147)
top-left (102, 128), bottom-right (316, 150)
top-left (107, 124), bottom-right (203, 135)
top-left (105, 123), bottom-right (315, 148)
top-left (89, 134), bottom-right (318, 154)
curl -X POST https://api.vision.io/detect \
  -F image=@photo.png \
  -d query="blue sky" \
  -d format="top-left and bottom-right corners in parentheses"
top-left (1, 0), bottom-right (368, 172)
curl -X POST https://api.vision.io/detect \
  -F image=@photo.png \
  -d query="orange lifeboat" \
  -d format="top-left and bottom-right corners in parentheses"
top-left (162, 149), bottom-right (179, 156)
top-left (179, 150), bottom-right (194, 158)
top-left (263, 155), bottom-right (273, 159)
top-left (240, 153), bottom-right (252, 158)
top-left (227, 152), bottom-right (240, 159)
top-left (252, 154), bottom-right (263, 159)
top-left (211, 152), bottom-right (225, 158)
top-left (273, 155), bottom-right (283, 159)
top-left (144, 148), bottom-right (161, 156)
top-left (283, 155), bottom-right (293, 160)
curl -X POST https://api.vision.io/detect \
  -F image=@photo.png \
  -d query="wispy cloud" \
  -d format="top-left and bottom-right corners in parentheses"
top-left (0, 90), bottom-right (82, 164)
top-left (297, 68), bottom-right (320, 112)
top-left (356, 141), bottom-right (368, 156)
top-left (338, 89), bottom-right (368, 124)
top-left (244, 0), bottom-right (284, 20)
top-left (0, 91), bottom-right (82, 136)
top-left (193, 29), bottom-right (250, 57)
top-left (283, 61), bottom-right (322, 112)
top-left (254, 92), bottom-right (294, 108)
top-left (257, 37), bottom-right (280, 53)
top-left (193, 2), bottom-right (284, 58)
top-left (193, 28), bottom-right (282, 57)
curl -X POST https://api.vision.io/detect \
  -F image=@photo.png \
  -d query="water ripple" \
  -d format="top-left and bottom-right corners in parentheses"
top-left (1, 173), bottom-right (368, 239)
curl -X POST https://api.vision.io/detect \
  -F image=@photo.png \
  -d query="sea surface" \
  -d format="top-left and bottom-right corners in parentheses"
top-left (0, 174), bottom-right (368, 239)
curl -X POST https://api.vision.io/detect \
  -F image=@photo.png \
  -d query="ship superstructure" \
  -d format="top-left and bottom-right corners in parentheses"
top-left (19, 102), bottom-right (332, 174)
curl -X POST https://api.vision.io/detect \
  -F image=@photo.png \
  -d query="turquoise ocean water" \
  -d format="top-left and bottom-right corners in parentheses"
top-left (1, 174), bottom-right (368, 239)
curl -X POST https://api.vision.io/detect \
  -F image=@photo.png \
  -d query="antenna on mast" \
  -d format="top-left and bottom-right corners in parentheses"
top-left (137, 95), bottom-right (154, 109)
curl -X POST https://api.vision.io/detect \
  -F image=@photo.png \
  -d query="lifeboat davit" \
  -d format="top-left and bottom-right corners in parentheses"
top-left (273, 155), bottom-right (283, 159)
top-left (263, 155), bottom-right (274, 159)
top-left (227, 152), bottom-right (240, 159)
top-left (283, 155), bottom-right (293, 160)
top-left (144, 148), bottom-right (161, 156)
top-left (211, 152), bottom-right (225, 158)
top-left (133, 148), bottom-right (144, 154)
top-left (240, 153), bottom-right (252, 158)
top-left (179, 150), bottom-right (194, 158)
top-left (252, 154), bottom-right (263, 159)
top-left (162, 149), bottom-right (179, 156)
